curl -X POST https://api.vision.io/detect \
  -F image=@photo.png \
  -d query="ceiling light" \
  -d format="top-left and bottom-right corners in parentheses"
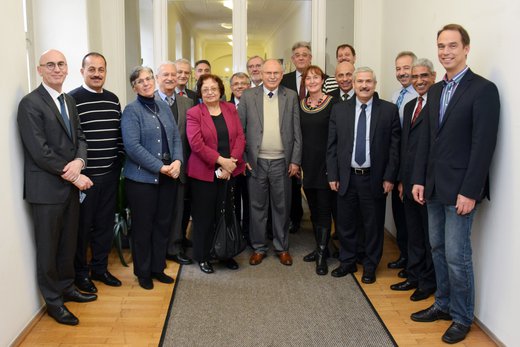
top-left (227, 35), bottom-right (233, 40)
top-left (223, 1), bottom-right (233, 10)
top-left (220, 23), bottom-right (232, 29)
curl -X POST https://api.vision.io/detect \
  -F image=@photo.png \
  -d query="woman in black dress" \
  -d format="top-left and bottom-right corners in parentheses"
top-left (300, 65), bottom-right (337, 275)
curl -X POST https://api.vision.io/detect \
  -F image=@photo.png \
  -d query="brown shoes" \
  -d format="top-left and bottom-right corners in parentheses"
top-left (249, 252), bottom-right (265, 265)
top-left (278, 251), bottom-right (293, 266)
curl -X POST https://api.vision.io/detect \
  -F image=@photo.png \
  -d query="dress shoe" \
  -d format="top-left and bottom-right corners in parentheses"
top-left (47, 305), bottom-right (79, 325)
top-left (288, 221), bottom-right (300, 234)
top-left (166, 252), bottom-right (193, 265)
top-left (398, 269), bottom-right (408, 278)
top-left (361, 270), bottom-right (376, 284)
top-left (410, 287), bottom-right (436, 301)
top-left (249, 252), bottom-right (265, 265)
top-left (138, 277), bottom-right (153, 290)
top-left (75, 277), bottom-right (97, 293)
top-left (222, 258), bottom-right (239, 270)
top-left (91, 271), bottom-right (122, 287)
top-left (152, 272), bottom-right (174, 283)
top-left (442, 322), bottom-right (471, 344)
top-left (390, 280), bottom-right (418, 291)
top-left (64, 289), bottom-right (97, 303)
top-left (387, 256), bottom-right (407, 269)
top-left (411, 304), bottom-right (452, 322)
top-left (278, 251), bottom-right (293, 266)
top-left (331, 264), bottom-right (357, 278)
top-left (199, 261), bottom-right (214, 274)
top-left (303, 250), bottom-right (316, 262)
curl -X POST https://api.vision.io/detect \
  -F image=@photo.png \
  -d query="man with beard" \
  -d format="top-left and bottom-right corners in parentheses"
top-left (247, 56), bottom-right (264, 87)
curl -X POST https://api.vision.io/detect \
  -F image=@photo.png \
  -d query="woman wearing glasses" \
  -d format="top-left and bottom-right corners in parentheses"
top-left (121, 66), bottom-right (182, 289)
top-left (186, 74), bottom-right (245, 274)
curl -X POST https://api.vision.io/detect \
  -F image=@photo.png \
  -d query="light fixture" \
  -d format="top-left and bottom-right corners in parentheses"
top-left (220, 23), bottom-right (232, 30)
top-left (223, 1), bottom-right (233, 10)
top-left (227, 42), bottom-right (233, 47)
top-left (227, 35), bottom-right (233, 41)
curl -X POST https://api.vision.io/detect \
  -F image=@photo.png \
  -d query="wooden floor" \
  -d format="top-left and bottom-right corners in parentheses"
top-left (18, 234), bottom-right (496, 347)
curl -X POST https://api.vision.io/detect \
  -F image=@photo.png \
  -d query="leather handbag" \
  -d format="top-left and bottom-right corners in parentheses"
top-left (211, 181), bottom-right (247, 260)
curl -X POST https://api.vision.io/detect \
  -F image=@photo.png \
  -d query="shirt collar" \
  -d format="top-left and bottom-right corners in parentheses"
top-left (157, 89), bottom-right (175, 102)
top-left (263, 86), bottom-right (278, 96)
top-left (42, 82), bottom-right (62, 100)
top-left (443, 65), bottom-right (469, 84)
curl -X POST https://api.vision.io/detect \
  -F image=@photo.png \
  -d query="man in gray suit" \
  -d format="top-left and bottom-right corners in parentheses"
top-left (154, 61), bottom-right (194, 265)
top-left (18, 49), bottom-right (96, 326)
top-left (238, 59), bottom-right (302, 266)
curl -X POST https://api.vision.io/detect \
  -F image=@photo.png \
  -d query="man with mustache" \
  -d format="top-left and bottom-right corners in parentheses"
top-left (387, 51), bottom-right (419, 277)
top-left (323, 43), bottom-right (357, 94)
top-left (69, 52), bottom-right (125, 293)
top-left (247, 56), bottom-right (264, 87)
top-left (175, 58), bottom-right (198, 104)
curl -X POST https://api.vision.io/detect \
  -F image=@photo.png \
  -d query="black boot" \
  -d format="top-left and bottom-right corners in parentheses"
top-left (315, 227), bottom-right (330, 275)
top-left (303, 223), bottom-right (318, 262)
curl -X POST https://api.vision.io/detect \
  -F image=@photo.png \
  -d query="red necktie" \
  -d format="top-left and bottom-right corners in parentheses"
top-left (298, 75), bottom-right (306, 100)
top-left (179, 91), bottom-right (184, 96)
top-left (411, 96), bottom-right (423, 125)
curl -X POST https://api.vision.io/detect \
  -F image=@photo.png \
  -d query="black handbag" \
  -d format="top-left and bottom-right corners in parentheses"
top-left (211, 181), bottom-right (247, 260)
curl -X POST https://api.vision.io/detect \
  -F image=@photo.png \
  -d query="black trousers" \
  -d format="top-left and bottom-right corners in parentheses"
top-left (31, 188), bottom-right (79, 307)
top-left (336, 174), bottom-right (386, 271)
top-left (392, 185), bottom-right (408, 258)
top-left (233, 173), bottom-right (250, 240)
top-left (403, 195), bottom-right (436, 290)
top-left (303, 187), bottom-right (334, 230)
top-left (190, 177), bottom-right (232, 262)
top-left (290, 176), bottom-right (303, 227)
top-left (75, 169), bottom-right (119, 278)
top-left (125, 177), bottom-right (177, 278)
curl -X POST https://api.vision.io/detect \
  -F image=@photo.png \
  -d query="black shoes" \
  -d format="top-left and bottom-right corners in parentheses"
top-left (166, 252), bottom-right (193, 265)
top-left (75, 277), bottom-right (97, 293)
top-left (288, 221), bottom-right (300, 234)
top-left (91, 271), bottom-right (122, 287)
top-left (47, 305), bottom-right (79, 325)
top-left (398, 269), bottom-right (408, 278)
top-left (388, 256), bottom-right (407, 269)
top-left (303, 250), bottom-right (316, 262)
top-left (411, 304), bottom-right (452, 322)
top-left (199, 261), bottom-right (214, 274)
top-left (222, 258), bottom-right (239, 270)
top-left (138, 277), bottom-right (153, 290)
top-left (390, 280), bottom-right (418, 291)
top-left (152, 272), bottom-right (174, 283)
top-left (331, 264), bottom-right (357, 278)
top-left (361, 269), bottom-right (376, 284)
top-left (442, 322), bottom-right (471, 344)
top-left (410, 288), bottom-right (436, 301)
top-left (64, 289), bottom-right (97, 303)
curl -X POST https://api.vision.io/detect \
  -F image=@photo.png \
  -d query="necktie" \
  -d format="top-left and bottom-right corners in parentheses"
top-left (179, 91), bottom-right (184, 97)
top-left (355, 104), bottom-right (367, 166)
top-left (166, 96), bottom-right (174, 106)
top-left (342, 94), bottom-right (347, 101)
top-left (411, 96), bottom-right (423, 125)
top-left (396, 88), bottom-right (407, 108)
top-left (58, 94), bottom-right (71, 136)
top-left (298, 75), bottom-right (306, 100)
top-left (268, 92), bottom-right (274, 98)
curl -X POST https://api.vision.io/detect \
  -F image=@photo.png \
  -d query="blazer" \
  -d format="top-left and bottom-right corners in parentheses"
top-left (186, 101), bottom-right (246, 182)
top-left (121, 99), bottom-right (182, 184)
top-left (237, 85), bottom-right (302, 173)
top-left (399, 96), bottom-right (426, 200)
top-left (326, 94), bottom-right (401, 197)
top-left (412, 69), bottom-right (500, 205)
top-left (281, 71), bottom-right (299, 93)
top-left (154, 91), bottom-right (193, 183)
top-left (17, 84), bottom-right (88, 204)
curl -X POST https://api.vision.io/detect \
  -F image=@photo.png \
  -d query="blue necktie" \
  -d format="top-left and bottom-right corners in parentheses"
top-left (355, 104), bottom-right (367, 166)
top-left (396, 88), bottom-right (407, 108)
top-left (268, 92), bottom-right (273, 98)
top-left (58, 94), bottom-right (71, 136)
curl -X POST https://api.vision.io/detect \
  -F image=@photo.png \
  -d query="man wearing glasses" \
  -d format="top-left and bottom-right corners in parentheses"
top-left (18, 49), bottom-right (96, 326)
top-left (246, 56), bottom-right (264, 87)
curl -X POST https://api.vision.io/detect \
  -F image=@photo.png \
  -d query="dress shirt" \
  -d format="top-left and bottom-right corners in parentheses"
top-left (296, 71), bottom-right (303, 95)
top-left (351, 98), bottom-right (373, 168)
top-left (157, 89), bottom-right (176, 104)
top-left (412, 94), bottom-right (428, 123)
top-left (263, 86), bottom-right (279, 97)
top-left (392, 84), bottom-right (418, 126)
top-left (42, 82), bottom-right (69, 118)
top-left (341, 89), bottom-right (355, 101)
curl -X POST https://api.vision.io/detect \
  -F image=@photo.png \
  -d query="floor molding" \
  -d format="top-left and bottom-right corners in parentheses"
top-left (10, 305), bottom-right (45, 347)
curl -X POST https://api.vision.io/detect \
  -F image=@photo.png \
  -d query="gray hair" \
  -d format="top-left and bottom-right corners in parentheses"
top-left (412, 58), bottom-right (435, 74)
top-left (247, 55), bottom-right (264, 65)
top-left (129, 66), bottom-right (153, 86)
top-left (291, 41), bottom-right (312, 53)
top-left (395, 51), bottom-right (417, 63)
top-left (353, 66), bottom-right (377, 82)
top-left (230, 72), bottom-right (251, 84)
top-left (156, 61), bottom-right (176, 75)
top-left (175, 58), bottom-right (192, 69)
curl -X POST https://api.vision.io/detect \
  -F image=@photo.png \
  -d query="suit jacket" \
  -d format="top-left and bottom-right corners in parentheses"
top-left (412, 68), bottom-right (500, 205)
top-left (326, 94), bottom-right (401, 197)
top-left (17, 84), bottom-right (87, 204)
top-left (154, 91), bottom-right (193, 183)
top-left (399, 96), bottom-right (426, 200)
top-left (281, 71), bottom-right (299, 93)
top-left (237, 85), bottom-right (302, 173)
top-left (186, 101), bottom-right (245, 182)
top-left (177, 88), bottom-right (199, 105)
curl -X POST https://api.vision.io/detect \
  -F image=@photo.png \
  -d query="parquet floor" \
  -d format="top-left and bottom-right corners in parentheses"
top-left (17, 233), bottom-right (497, 346)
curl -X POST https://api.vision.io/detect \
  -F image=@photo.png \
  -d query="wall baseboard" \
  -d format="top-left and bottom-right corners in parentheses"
top-left (10, 305), bottom-right (45, 347)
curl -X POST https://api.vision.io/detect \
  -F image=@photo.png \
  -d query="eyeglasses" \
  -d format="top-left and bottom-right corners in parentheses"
top-left (134, 76), bottom-right (154, 86)
top-left (262, 71), bottom-right (282, 77)
top-left (293, 53), bottom-right (310, 59)
top-left (411, 73), bottom-right (432, 80)
top-left (40, 61), bottom-right (67, 71)
top-left (201, 87), bottom-right (219, 95)
top-left (232, 82), bottom-right (249, 87)
top-left (247, 64), bottom-right (262, 69)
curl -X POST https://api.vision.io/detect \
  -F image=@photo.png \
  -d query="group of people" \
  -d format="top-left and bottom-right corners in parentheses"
top-left (18, 23), bottom-right (499, 344)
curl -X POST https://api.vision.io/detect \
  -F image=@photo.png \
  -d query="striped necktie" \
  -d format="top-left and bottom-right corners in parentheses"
top-left (396, 88), bottom-right (407, 108)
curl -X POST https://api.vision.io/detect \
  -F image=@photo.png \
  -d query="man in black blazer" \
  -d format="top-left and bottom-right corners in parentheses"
top-left (391, 58), bottom-right (437, 302)
top-left (17, 49), bottom-right (96, 326)
top-left (328, 61), bottom-right (355, 101)
top-left (410, 25), bottom-right (500, 344)
top-left (175, 58), bottom-right (198, 104)
top-left (327, 67), bottom-right (400, 284)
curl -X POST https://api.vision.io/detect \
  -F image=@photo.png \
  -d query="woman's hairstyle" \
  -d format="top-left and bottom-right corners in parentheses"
top-left (129, 66), bottom-right (154, 87)
top-left (196, 74), bottom-right (226, 99)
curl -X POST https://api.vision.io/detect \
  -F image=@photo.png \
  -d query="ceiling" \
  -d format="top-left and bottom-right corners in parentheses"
top-left (169, 0), bottom-right (308, 45)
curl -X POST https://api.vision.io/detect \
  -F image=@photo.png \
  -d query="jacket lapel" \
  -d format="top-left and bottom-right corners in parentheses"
top-left (369, 97), bottom-right (379, 145)
top-left (277, 86), bottom-right (287, 129)
top-left (438, 69), bottom-right (474, 133)
top-left (254, 87), bottom-right (264, 128)
top-left (38, 85), bottom-right (72, 140)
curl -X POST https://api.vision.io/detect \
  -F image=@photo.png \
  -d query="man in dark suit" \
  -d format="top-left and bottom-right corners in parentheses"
top-left (327, 66), bottom-right (400, 284)
top-left (175, 58), bottom-right (198, 104)
top-left (410, 24), bottom-right (500, 344)
top-left (391, 58), bottom-right (437, 302)
top-left (155, 61), bottom-right (194, 265)
top-left (280, 41), bottom-right (312, 234)
top-left (17, 49), bottom-right (97, 326)
top-left (328, 61), bottom-right (355, 101)
top-left (238, 59), bottom-right (302, 266)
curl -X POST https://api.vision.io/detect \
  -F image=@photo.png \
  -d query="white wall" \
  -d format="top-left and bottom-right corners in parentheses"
top-left (354, 0), bottom-right (520, 344)
top-left (325, 0), bottom-right (354, 75)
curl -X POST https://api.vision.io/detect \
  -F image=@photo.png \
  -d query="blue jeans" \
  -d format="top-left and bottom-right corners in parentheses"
top-left (427, 197), bottom-right (476, 326)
